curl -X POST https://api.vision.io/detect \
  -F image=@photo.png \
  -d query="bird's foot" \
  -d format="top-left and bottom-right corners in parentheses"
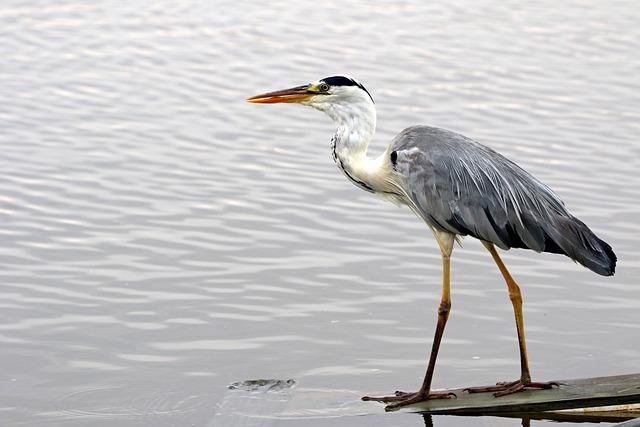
top-left (362, 389), bottom-right (456, 411)
top-left (464, 379), bottom-right (560, 397)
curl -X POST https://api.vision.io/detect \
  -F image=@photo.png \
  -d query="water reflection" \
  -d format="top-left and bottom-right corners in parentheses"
top-left (423, 413), bottom-right (639, 427)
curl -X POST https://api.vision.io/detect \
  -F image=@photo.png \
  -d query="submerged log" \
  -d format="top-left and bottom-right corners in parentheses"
top-left (399, 373), bottom-right (640, 415)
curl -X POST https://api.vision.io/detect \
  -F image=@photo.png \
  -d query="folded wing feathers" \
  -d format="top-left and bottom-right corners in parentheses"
top-left (391, 126), bottom-right (616, 276)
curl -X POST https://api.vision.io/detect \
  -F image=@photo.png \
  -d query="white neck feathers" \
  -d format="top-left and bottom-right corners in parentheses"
top-left (310, 88), bottom-right (394, 194)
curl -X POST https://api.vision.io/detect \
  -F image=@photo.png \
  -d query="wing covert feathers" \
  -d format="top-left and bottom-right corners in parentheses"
top-left (391, 126), bottom-right (616, 276)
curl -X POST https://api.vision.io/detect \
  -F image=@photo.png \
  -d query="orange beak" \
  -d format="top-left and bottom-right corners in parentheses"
top-left (246, 84), bottom-right (314, 104)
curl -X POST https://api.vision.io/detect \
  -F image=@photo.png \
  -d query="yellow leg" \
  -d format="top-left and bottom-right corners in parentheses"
top-left (417, 231), bottom-right (455, 396)
top-left (416, 249), bottom-right (452, 394)
top-left (482, 241), bottom-right (531, 382)
top-left (465, 242), bottom-right (558, 396)
top-left (362, 231), bottom-right (456, 408)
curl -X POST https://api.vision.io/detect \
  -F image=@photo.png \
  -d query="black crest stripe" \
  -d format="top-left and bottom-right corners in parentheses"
top-left (321, 75), bottom-right (374, 103)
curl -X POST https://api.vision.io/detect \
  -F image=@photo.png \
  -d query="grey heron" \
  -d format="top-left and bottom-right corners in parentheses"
top-left (246, 75), bottom-right (617, 410)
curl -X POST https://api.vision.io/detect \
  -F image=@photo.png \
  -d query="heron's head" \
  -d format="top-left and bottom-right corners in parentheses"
top-left (247, 75), bottom-right (374, 122)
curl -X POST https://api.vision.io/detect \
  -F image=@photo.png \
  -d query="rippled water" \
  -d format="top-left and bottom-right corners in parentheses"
top-left (1, 1), bottom-right (639, 426)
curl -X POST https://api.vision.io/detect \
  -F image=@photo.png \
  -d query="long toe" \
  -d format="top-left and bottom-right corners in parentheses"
top-left (364, 388), bottom-right (457, 408)
top-left (384, 391), bottom-right (456, 411)
top-left (465, 379), bottom-right (560, 397)
top-left (528, 381), bottom-right (560, 389)
top-left (362, 388), bottom-right (420, 402)
top-left (495, 380), bottom-right (560, 397)
top-left (362, 393), bottom-right (414, 403)
top-left (464, 380), bottom-right (519, 393)
top-left (494, 382), bottom-right (525, 397)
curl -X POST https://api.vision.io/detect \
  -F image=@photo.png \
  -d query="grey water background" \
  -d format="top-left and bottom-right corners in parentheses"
top-left (1, 1), bottom-right (639, 426)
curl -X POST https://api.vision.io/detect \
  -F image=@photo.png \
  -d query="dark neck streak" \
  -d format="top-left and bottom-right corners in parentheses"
top-left (330, 134), bottom-right (374, 193)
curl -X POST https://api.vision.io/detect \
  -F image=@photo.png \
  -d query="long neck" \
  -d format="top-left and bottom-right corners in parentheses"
top-left (319, 100), bottom-right (392, 193)
top-left (327, 101), bottom-right (376, 163)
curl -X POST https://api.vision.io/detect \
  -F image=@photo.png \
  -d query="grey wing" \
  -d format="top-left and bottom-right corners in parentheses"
top-left (391, 126), bottom-right (616, 276)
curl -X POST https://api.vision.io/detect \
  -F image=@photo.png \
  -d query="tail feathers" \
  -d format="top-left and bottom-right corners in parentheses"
top-left (541, 216), bottom-right (617, 276)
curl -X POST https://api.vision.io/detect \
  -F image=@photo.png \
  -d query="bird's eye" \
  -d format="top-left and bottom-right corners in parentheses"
top-left (318, 83), bottom-right (330, 92)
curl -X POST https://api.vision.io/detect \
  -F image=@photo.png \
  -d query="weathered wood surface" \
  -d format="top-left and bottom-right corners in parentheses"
top-left (401, 373), bottom-right (640, 415)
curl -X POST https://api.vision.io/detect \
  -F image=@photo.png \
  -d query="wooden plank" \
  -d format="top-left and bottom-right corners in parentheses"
top-left (399, 373), bottom-right (640, 415)
top-left (494, 408), bottom-right (640, 424)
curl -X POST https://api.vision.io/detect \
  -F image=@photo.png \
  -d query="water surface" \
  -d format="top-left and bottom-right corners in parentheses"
top-left (1, 1), bottom-right (639, 426)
